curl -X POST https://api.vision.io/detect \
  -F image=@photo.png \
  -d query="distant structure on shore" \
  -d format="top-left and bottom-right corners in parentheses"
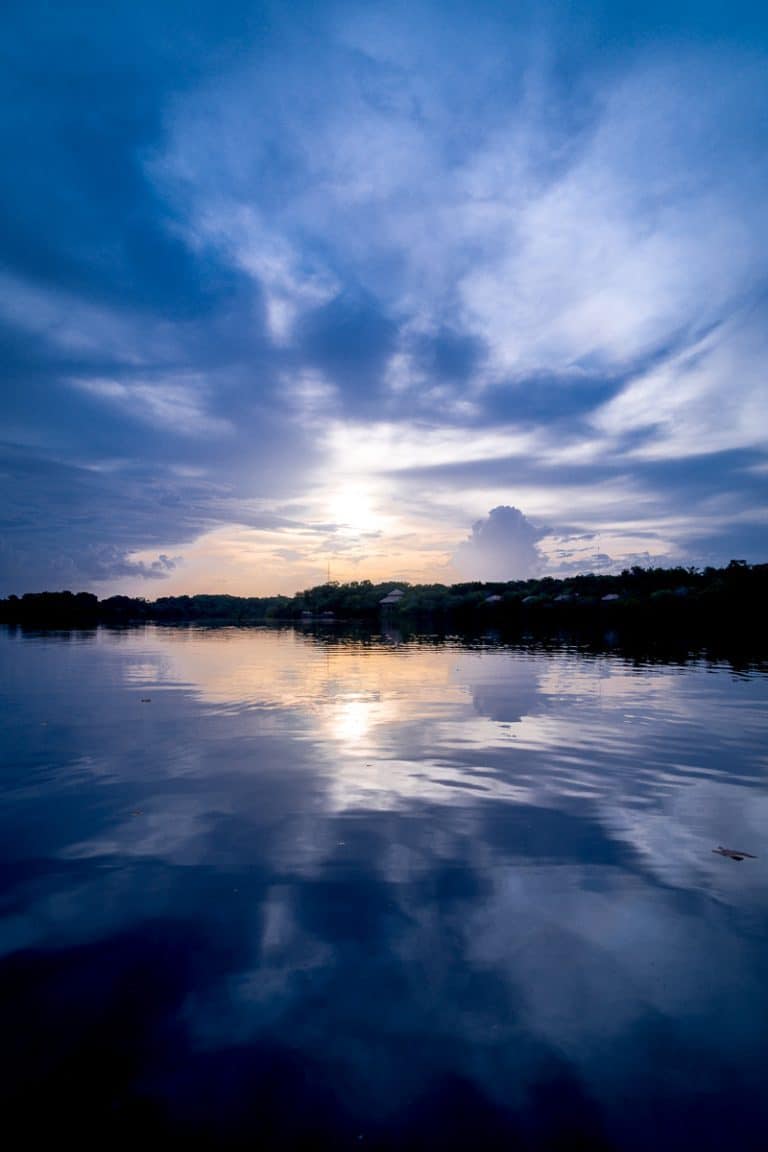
top-left (379, 588), bottom-right (405, 611)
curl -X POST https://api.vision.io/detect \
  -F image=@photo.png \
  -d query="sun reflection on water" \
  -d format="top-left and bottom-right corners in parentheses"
top-left (113, 625), bottom-right (768, 830)
top-left (330, 695), bottom-right (380, 744)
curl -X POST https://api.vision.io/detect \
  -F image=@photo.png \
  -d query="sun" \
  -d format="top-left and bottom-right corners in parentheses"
top-left (330, 487), bottom-right (378, 534)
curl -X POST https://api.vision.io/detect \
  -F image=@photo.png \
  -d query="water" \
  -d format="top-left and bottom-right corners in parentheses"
top-left (1, 624), bottom-right (767, 1149)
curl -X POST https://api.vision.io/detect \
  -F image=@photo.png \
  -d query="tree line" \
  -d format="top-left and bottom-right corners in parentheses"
top-left (1, 562), bottom-right (766, 650)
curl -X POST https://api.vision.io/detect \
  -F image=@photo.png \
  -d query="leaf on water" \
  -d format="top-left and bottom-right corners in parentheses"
top-left (712, 846), bottom-right (757, 861)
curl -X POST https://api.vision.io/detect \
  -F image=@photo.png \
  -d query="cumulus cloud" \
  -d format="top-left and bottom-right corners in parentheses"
top-left (453, 506), bottom-right (543, 581)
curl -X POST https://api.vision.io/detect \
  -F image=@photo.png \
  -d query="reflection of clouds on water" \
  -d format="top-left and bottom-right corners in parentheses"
top-left (464, 651), bottom-right (545, 723)
top-left (2, 627), bottom-right (768, 1142)
top-left (458, 860), bottom-right (767, 1126)
top-left (5, 627), bottom-right (766, 876)
top-left (85, 627), bottom-right (768, 819)
top-left (602, 780), bottom-right (768, 901)
top-left (63, 792), bottom-right (227, 864)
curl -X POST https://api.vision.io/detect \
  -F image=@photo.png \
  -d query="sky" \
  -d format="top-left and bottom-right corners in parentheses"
top-left (2, 0), bottom-right (767, 597)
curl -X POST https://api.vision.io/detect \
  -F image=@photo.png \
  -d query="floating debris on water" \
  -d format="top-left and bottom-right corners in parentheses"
top-left (140, 698), bottom-right (151, 703)
top-left (712, 846), bottom-right (757, 861)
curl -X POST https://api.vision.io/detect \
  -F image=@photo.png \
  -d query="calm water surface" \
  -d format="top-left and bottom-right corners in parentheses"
top-left (1, 625), bottom-right (767, 1149)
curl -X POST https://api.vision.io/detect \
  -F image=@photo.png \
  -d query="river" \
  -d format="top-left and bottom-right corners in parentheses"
top-left (1, 624), bottom-right (766, 1148)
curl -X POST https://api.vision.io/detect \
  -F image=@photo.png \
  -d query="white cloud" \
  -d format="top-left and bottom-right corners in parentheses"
top-left (155, 42), bottom-right (767, 378)
top-left (71, 374), bottom-right (233, 437)
top-left (179, 203), bottom-right (339, 343)
top-left (458, 56), bottom-right (766, 375)
top-left (592, 310), bottom-right (768, 458)
top-left (453, 505), bottom-right (543, 580)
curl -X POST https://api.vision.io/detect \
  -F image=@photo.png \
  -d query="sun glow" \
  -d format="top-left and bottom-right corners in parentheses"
top-left (329, 486), bottom-right (380, 535)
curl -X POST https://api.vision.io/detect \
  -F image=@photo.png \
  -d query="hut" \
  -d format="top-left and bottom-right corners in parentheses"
top-left (380, 588), bottom-right (405, 612)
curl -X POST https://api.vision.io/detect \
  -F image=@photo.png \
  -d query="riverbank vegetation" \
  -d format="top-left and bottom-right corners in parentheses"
top-left (2, 562), bottom-right (766, 653)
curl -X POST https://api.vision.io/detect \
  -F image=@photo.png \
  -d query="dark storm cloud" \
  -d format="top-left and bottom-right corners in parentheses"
top-left (293, 290), bottom-right (398, 416)
top-left (410, 327), bottom-right (488, 387)
top-left (0, 1), bottom-right (338, 591)
top-left (477, 374), bottom-right (619, 429)
top-left (392, 444), bottom-right (768, 500)
top-left (0, 436), bottom-right (313, 590)
top-left (0, 3), bottom-right (254, 312)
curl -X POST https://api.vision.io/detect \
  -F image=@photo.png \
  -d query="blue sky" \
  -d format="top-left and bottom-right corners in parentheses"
top-left (2, 0), bottom-right (767, 595)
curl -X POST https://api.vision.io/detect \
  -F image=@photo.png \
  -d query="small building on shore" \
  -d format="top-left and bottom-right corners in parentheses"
top-left (380, 589), bottom-right (405, 611)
